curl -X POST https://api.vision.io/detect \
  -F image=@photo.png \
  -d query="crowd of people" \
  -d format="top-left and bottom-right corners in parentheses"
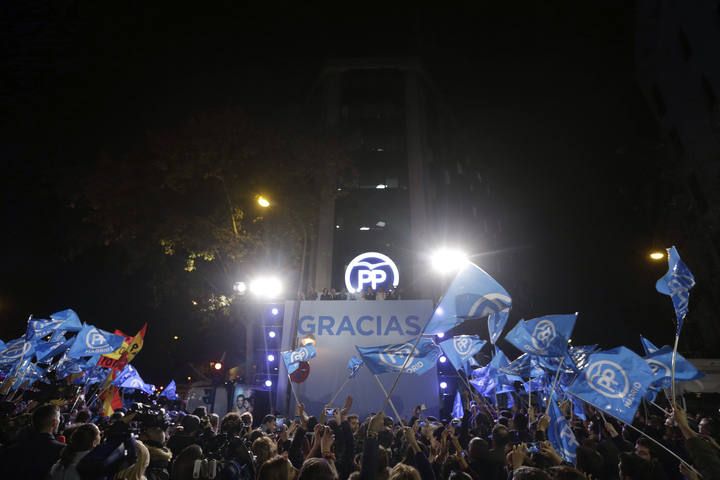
top-left (302, 287), bottom-right (402, 301)
top-left (0, 388), bottom-right (718, 480)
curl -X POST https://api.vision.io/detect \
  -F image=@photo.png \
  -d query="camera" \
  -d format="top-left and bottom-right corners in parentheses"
top-left (129, 403), bottom-right (168, 430)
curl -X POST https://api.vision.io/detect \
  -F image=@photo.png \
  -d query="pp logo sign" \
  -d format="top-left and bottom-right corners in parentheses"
top-left (453, 336), bottom-right (474, 356)
top-left (586, 360), bottom-right (629, 399)
top-left (646, 358), bottom-right (671, 378)
top-left (85, 328), bottom-right (107, 349)
top-left (290, 348), bottom-right (310, 363)
top-left (379, 343), bottom-right (416, 368)
top-left (345, 252), bottom-right (399, 294)
top-left (2, 342), bottom-right (31, 359)
top-left (531, 320), bottom-right (557, 352)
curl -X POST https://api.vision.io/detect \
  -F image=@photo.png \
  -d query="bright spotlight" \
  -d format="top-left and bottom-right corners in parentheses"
top-left (437, 332), bottom-right (445, 339)
top-left (439, 381), bottom-right (448, 389)
top-left (250, 276), bottom-right (283, 299)
top-left (265, 379), bottom-right (273, 387)
top-left (375, 184), bottom-right (387, 189)
top-left (257, 195), bottom-right (271, 208)
top-left (213, 362), bottom-right (223, 371)
top-left (430, 248), bottom-right (469, 275)
top-left (271, 307), bottom-right (279, 316)
top-left (649, 251), bottom-right (665, 261)
top-left (439, 356), bottom-right (447, 364)
top-left (233, 281), bottom-right (247, 294)
top-left (267, 354), bottom-right (275, 362)
top-left (268, 330), bottom-right (277, 338)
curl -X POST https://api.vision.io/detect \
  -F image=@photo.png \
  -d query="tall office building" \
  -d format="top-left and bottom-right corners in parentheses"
top-left (306, 58), bottom-right (491, 299)
top-left (636, 0), bottom-right (720, 353)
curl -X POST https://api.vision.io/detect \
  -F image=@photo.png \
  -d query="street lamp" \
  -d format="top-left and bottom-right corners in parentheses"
top-left (257, 195), bottom-right (271, 208)
top-left (430, 248), bottom-right (469, 275)
top-left (649, 251), bottom-right (665, 261)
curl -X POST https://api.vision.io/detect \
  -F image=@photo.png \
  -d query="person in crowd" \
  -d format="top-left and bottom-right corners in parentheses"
top-left (167, 414), bottom-right (203, 457)
top-left (50, 422), bottom-right (102, 480)
top-left (139, 422), bottom-right (172, 480)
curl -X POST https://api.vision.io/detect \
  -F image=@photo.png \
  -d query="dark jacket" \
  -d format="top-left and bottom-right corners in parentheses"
top-left (685, 436), bottom-right (720, 480)
top-left (1, 431), bottom-right (65, 479)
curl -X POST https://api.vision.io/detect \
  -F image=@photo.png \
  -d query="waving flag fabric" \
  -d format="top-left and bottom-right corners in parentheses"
top-left (440, 335), bottom-right (486, 371)
top-left (547, 400), bottom-right (579, 463)
top-left (424, 263), bottom-right (511, 335)
top-left (35, 337), bottom-right (73, 362)
top-left (656, 246), bottom-right (695, 334)
top-left (26, 319), bottom-right (65, 341)
top-left (347, 356), bottom-right (364, 378)
top-left (644, 346), bottom-right (702, 388)
top-left (505, 314), bottom-right (576, 357)
top-left (356, 337), bottom-right (441, 375)
top-left (68, 325), bottom-right (124, 358)
top-left (488, 310), bottom-right (510, 345)
top-left (0, 338), bottom-right (35, 365)
top-left (452, 390), bottom-right (465, 419)
top-left (281, 344), bottom-right (317, 375)
top-left (500, 353), bottom-right (544, 378)
top-left (639, 336), bottom-right (661, 356)
top-left (567, 346), bottom-right (654, 424)
top-left (160, 380), bottom-right (178, 400)
top-left (50, 309), bottom-right (83, 332)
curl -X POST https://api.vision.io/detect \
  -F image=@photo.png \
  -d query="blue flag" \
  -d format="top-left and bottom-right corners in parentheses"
top-left (547, 400), bottom-right (579, 463)
top-left (452, 390), bottom-right (464, 419)
top-left (356, 337), bottom-right (441, 375)
top-left (655, 246), bottom-right (695, 334)
top-left (488, 310), bottom-right (509, 344)
top-left (425, 263), bottom-right (511, 335)
top-left (67, 325), bottom-right (124, 358)
top-left (567, 346), bottom-right (655, 424)
top-left (26, 318), bottom-right (65, 341)
top-left (34, 337), bottom-right (73, 362)
top-left (470, 365), bottom-right (497, 397)
top-left (54, 353), bottom-right (89, 379)
top-left (639, 336), bottom-right (661, 356)
top-left (114, 364), bottom-right (139, 385)
top-left (281, 344), bottom-right (317, 375)
top-left (440, 335), bottom-right (486, 371)
top-left (160, 380), bottom-right (178, 400)
top-left (0, 338), bottom-right (35, 365)
top-left (644, 346), bottom-right (702, 388)
top-left (500, 353), bottom-right (544, 378)
top-left (505, 314), bottom-right (576, 357)
top-left (347, 356), bottom-right (364, 378)
top-left (50, 309), bottom-right (83, 332)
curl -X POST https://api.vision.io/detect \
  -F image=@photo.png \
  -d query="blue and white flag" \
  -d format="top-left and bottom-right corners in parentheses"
top-left (639, 336), bottom-right (661, 356)
top-left (281, 344), bottom-right (317, 375)
top-left (0, 338), bottom-right (35, 365)
top-left (26, 318), bottom-right (65, 341)
top-left (114, 364), bottom-right (139, 385)
top-left (488, 310), bottom-right (509, 345)
top-left (452, 390), bottom-right (464, 419)
top-left (34, 337), bottom-right (73, 362)
top-left (547, 400), bottom-right (579, 464)
top-left (67, 325), bottom-right (124, 358)
top-left (424, 263), bottom-right (511, 335)
top-left (644, 346), bottom-right (702, 388)
top-left (505, 314), bottom-right (576, 357)
top-left (347, 356), bottom-right (364, 378)
top-left (356, 337), bottom-right (441, 376)
top-left (50, 309), bottom-right (83, 332)
top-left (500, 353), bottom-right (544, 379)
top-left (567, 346), bottom-right (655, 424)
top-left (118, 375), bottom-right (154, 395)
top-left (440, 335), bottom-right (486, 371)
top-left (55, 353), bottom-right (88, 379)
top-left (160, 380), bottom-right (178, 400)
top-left (655, 246), bottom-right (695, 334)
top-left (470, 365), bottom-right (497, 397)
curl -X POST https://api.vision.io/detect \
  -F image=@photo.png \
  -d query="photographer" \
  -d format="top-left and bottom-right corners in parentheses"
top-left (139, 423), bottom-right (172, 480)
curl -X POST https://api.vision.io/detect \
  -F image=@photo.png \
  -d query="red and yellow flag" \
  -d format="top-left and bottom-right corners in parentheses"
top-left (97, 323), bottom-right (147, 370)
top-left (100, 385), bottom-right (123, 417)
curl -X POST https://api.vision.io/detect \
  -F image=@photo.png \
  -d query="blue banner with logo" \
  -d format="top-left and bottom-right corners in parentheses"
top-left (50, 309), bottom-right (84, 332)
top-left (68, 325), bottom-right (124, 358)
top-left (644, 346), bottom-right (702, 388)
top-left (357, 337), bottom-right (440, 376)
top-left (424, 263), bottom-right (511, 335)
top-left (439, 335), bottom-right (486, 371)
top-left (160, 380), bottom-right (178, 400)
top-left (567, 346), bottom-right (655, 424)
top-left (347, 356), bottom-right (363, 378)
top-left (281, 344), bottom-right (317, 375)
top-left (505, 314), bottom-right (576, 357)
top-left (280, 300), bottom-right (439, 419)
top-left (655, 246), bottom-right (695, 334)
top-left (488, 310), bottom-right (509, 344)
top-left (547, 400), bottom-right (579, 463)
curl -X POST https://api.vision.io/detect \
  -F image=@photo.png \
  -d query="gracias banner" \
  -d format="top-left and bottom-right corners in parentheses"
top-left (277, 300), bottom-right (438, 419)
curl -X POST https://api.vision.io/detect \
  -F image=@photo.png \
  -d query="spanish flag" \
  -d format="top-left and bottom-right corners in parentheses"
top-left (100, 385), bottom-right (123, 417)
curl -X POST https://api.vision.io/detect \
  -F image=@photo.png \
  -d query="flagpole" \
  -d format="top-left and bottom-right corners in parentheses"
top-left (328, 376), bottom-right (351, 406)
top-left (545, 358), bottom-right (564, 416)
top-left (373, 375), bottom-right (404, 426)
top-left (287, 375), bottom-right (300, 405)
top-left (381, 332), bottom-right (425, 412)
top-left (670, 333), bottom-right (680, 407)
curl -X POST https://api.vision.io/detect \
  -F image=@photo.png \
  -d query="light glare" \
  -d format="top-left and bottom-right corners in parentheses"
top-left (265, 379), bottom-right (273, 387)
top-left (439, 356), bottom-right (447, 363)
top-left (430, 248), bottom-right (469, 275)
top-left (250, 276), bottom-right (283, 299)
top-left (267, 354), bottom-right (275, 362)
top-left (649, 251), bottom-right (665, 261)
top-left (440, 381), bottom-right (448, 389)
top-left (268, 330), bottom-right (276, 338)
top-left (257, 195), bottom-right (271, 208)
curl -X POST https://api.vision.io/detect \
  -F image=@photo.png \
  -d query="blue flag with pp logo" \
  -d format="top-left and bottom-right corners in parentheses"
top-left (50, 309), bottom-right (83, 332)
top-left (160, 380), bottom-right (178, 400)
top-left (282, 344), bottom-right (317, 375)
top-left (347, 356), bottom-right (363, 378)
top-left (34, 337), bottom-right (74, 362)
top-left (26, 318), bottom-right (65, 341)
top-left (356, 337), bottom-right (441, 375)
top-left (0, 338), bottom-right (35, 365)
top-left (68, 325), bottom-right (124, 358)
top-left (439, 335), bottom-right (486, 371)
top-left (488, 310), bottom-right (509, 344)
top-left (656, 246), bottom-right (695, 334)
top-left (644, 346), bottom-right (702, 388)
top-left (567, 346), bottom-right (654, 424)
top-left (547, 400), bottom-right (579, 463)
top-left (424, 263), bottom-right (511, 335)
top-left (505, 314), bottom-right (576, 357)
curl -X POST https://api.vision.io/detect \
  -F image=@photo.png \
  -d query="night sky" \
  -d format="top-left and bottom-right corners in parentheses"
top-left (1, 2), bottom-right (685, 384)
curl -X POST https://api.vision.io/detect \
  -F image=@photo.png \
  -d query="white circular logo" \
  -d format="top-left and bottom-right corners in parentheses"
top-left (2, 342), bottom-right (31, 359)
top-left (585, 360), bottom-right (629, 399)
top-left (345, 252), bottom-right (399, 294)
top-left (531, 320), bottom-right (557, 351)
top-left (453, 336), bottom-right (474, 356)
top-left (645, 358), bottom-right (670, 378)
top-left (85, 328), bottom-right (107, 349)
top-left (290, 348), bottom-right (309, 363)
top-left (379, 343), bottom-right (416, 368)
